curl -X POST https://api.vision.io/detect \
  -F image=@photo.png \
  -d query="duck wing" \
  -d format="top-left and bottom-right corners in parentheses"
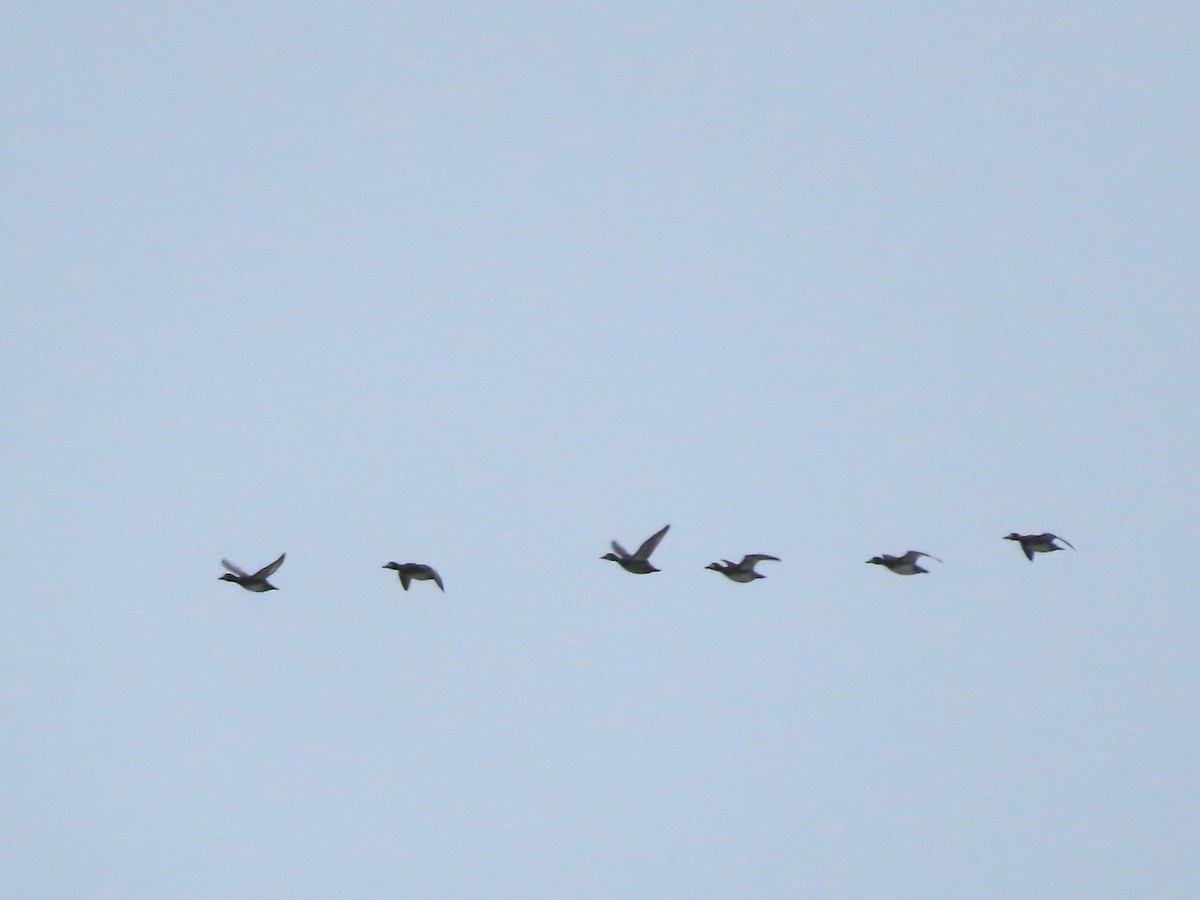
top-left (907, 551), bottom-right (943, 564)
top-left (739, 554), bottom-right (780, 568)
top-left (1051, 534), bottom-right (1076, 550)
top-left (610, 541), bottom-right (631, 559)
top-left (252, 553), bottom-right (286, 580)
top-left (429, 568), bottom-right (445, 591)
top-left (633, 524), bottom-right (670, 560)
top-left (221, 559), bottom-right (249, 578)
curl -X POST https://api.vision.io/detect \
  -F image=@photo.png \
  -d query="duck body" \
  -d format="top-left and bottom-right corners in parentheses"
top-left (1004, 532), bottom-right (1075, 561)
top-left (383, 562), bottom-right (444, 591)
top-left (601, 524), bottom-right (670, 574)
top-left (219, 553), bottom-right (286, 592)
top-left (603, 556), bottom-right (660, 575)
top-left (706, 554), bottom-right (780, 582)
top-left (866, 550), bottom-right (942, 575)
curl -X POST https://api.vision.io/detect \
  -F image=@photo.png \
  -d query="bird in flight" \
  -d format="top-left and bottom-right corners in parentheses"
top-left (601, 524), bottom-right (670, 574)
top-left (706, 554), bottom-right (780, 583)
top-left (219, 553), bottom-right (286, 592)
top-left (1004, 532), bottom-right (1075, 561)
top-left (866, 550), bottom-right (943, 575)
top-left (383, 562), bottom-right (445, 591)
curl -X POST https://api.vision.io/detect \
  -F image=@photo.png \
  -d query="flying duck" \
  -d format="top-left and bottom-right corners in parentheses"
top-left (219, 553), bottom-right (286, 592)
top-left (706, 554), bottom-right (780, 583)
top-left (601, 524), bottom-right (670, 574)
top-left (866, 550), bottom-right (942, 575)
top-left (1004, 532), bottom-right (1075, 561)
top-left (383, 562), bottom-right (444, 591)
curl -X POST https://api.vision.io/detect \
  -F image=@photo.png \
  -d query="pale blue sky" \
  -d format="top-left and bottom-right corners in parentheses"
top-left (3, 2), bottom-right (1199, 897)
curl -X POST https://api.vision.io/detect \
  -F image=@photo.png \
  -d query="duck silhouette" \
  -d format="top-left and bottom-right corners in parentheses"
top-left (1004, 532), bottom-right (1075, 561)
top-left (706, 554), bottom-right (780, 583)
top-left (601, 524), bottom-right (670, 574)
top-left (383, 562), bottom-right (444, 591)
top-left (219, 553), bottom-right (286, 592)
top-left (866, 550), bottom-right (942, 575)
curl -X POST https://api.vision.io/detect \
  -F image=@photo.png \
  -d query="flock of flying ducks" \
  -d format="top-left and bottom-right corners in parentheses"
top-left (217, 527), bottom-right (1076, 593)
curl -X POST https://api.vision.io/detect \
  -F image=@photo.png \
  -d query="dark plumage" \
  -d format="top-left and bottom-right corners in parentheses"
top-left (1004, 532), bottom-right (1075, 561)
top-left (601, 524), bottom-right (670, 574)
top-left (219, 553), bottom-right (286, 592)
top-left (383, 562), bottom-right (444, 591)
top-left (866, 550), bottom-right (942, 575)
top-left (706, 554), bottom-right (780, 583)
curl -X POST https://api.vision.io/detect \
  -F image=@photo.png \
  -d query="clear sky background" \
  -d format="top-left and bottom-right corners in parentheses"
top-left (4, 3), bottom-right (1199, 897)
